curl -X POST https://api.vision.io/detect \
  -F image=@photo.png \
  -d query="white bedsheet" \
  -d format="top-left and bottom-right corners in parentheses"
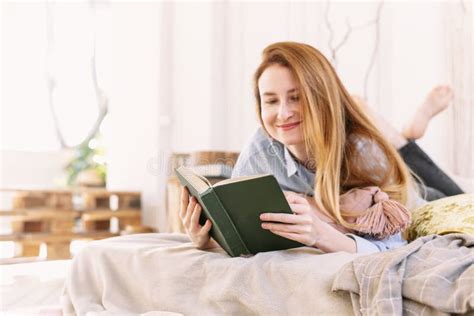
top-left (64, 233), bottom-right (357, 315)
top-left (0, 259), bottom-right (70, 315)
top-left (0, 234), bottom-right (360, 315)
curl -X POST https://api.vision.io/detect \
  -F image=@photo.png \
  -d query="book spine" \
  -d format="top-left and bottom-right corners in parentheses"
top-left (201, 189), bottom-right (250, 257)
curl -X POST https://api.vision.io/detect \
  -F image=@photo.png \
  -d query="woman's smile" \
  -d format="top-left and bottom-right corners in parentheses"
top-left (277, 121), bottom-right (302, 131)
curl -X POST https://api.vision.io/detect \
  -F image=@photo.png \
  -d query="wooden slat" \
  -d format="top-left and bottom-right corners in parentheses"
top-left (16, 240), bottom-right (41, 257)
top-left (6, 211), bottom-right (78, 220)
top-left (46, 241), bottom-right (71, 259)
top-left (0, 208), bottom-right (139, 215)
top-left (1, 187), bottom-right (140, 195)
top-left (0, 231), bottom-right (119, 242)
top-left (167, 176), bottom-right (186, 233)
top-left (0, 207), bottom-right (76, 214)
top-left (81, 209), bottom-right (140, 221)
top-left (0, 210), bottom-right (27, 216)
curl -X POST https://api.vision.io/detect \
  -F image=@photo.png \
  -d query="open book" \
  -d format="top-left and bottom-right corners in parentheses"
top-left (175, 166), bottom-right (303, 257)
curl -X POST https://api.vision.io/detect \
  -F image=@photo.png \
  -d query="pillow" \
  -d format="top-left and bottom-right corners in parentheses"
top-left (406, 193), bottom-right (474, 241)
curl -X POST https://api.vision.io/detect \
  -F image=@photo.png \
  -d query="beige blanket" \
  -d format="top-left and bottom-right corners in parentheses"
top-left (63, 233), bottom-right (357, 315)
top-left (332, 233), bottom-right (474, 315)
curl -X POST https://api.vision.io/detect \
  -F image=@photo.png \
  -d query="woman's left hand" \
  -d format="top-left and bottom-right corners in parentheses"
top-left (260, 191), bottom-right (323, 247)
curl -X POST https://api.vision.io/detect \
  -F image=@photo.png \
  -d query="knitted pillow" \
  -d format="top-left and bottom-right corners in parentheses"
top-left (406, 193), bottom-right (474, 241)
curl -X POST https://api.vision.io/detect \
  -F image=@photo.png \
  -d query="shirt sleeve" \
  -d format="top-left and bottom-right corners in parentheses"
top-left (346, 232), bottom-right (407, 254)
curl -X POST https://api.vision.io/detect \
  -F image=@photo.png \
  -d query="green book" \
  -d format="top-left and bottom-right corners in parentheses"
top-left (175, 166), bottom-right (304, 257)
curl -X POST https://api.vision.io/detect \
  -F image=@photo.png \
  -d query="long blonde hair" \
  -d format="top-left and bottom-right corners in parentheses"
top-left (253, 42), bottom-right (414, 228)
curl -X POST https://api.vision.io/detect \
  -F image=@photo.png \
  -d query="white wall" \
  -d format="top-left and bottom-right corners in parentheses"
top-left (380, 2), bottom-right (448, 167)
top-left (0, 150), bottom-right (71, 189)
top-left (170, 3), bottom-right (213, 152)
top-left (96, 3), bottom-right (162, 230)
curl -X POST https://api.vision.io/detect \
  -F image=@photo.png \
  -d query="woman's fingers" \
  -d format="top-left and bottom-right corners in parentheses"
top-left (189, 202), bottom-right (202, 233)
top-left (179, 186), bottom-right (189, 219)
top-left (266, 227), bottom-right (316, 246)
top-left (183, 196), bottom-right (196, 227)
top-left (261, 222), bottom-right (309, 234)
top-left (200, 219), bottom-right (212, 234)
top-left (268, 230), bottom-right (307, 245)
top-left (288, 203), bottom-right (310, 215)
top-left (184, 196), bottom-right (210, 233)
top-left (177, 188), bottom-right (211, 248)
top-left (260, 212), bottom-right (310, 224)
top-left (285, 192), bottom-right (308, 205)
top-left (283, 191), bottom-right (311, 215)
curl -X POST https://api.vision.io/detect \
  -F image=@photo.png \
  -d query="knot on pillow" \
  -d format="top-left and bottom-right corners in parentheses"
top-left (340, 186), bottom-right (411, 239)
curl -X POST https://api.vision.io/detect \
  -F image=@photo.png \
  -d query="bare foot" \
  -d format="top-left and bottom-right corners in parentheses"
top-left (402, 85), bottom-right (453, 140)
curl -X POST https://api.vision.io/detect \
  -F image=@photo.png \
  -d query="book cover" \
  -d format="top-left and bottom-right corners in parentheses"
top-left (175, 166), bottom-right (303, 257)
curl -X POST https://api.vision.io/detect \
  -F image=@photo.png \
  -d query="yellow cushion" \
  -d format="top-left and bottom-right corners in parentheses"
top-left (406, 193), bottom-right (474, 241)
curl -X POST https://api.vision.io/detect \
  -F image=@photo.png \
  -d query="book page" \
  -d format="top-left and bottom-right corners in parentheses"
top-left (177, 167), bottom-right (211, 194)
top-left (213, 174), bottom-right (269, 187)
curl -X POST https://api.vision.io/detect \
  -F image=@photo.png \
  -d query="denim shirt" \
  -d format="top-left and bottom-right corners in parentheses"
top-left (231, 127), bottom-right (407, 254)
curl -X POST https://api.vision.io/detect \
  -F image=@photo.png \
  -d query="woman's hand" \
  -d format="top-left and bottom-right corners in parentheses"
top-left (260, 191), bottom-right (322, 247)
top-left (179, 186), bottom-right (215, 249)
top-left (260, 191), bottom-right (356, 253)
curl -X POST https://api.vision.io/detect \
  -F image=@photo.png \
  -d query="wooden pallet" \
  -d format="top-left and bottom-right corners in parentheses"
top-left (12, 191), bottom-right (73, 209)
top-left (8, 209), bottom-right (78, 234)
top-left (80, 190), bottom-right (141, 210)
top-left (166, 177), bottom-right (185, 233)
top-left (81, 209), bottom-right (141, 231)
top-left (0, 188), bottom-right (145, 260)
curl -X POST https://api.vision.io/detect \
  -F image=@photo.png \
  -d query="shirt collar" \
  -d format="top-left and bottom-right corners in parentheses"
top-left (266, 132), bottom-right (299, 178)
top-left (283, 146), bottom-right (299, 178)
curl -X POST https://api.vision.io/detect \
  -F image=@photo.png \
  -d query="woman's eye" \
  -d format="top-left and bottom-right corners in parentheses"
top-left (265, 99), bottom-right (278, 105)
top-left (290, 96), bottom-right (299, 102)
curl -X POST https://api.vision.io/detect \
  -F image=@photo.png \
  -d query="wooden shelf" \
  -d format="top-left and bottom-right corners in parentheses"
top-left (0, 231), bottom-right (119, 242)
top-left (0, 208), bottom-right (140, 217)
top-left (0, 187), bottom-right (141, 195)
top-left (0, 209), bottom-right (78, 218)
top-left (81, 209), bottom-right (140, 219)
top-left (0, 188), bottom-right (146, 260)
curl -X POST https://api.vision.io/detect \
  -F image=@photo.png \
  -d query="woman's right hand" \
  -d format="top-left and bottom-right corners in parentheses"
top-left (179, 186), bottom-right (214, 249)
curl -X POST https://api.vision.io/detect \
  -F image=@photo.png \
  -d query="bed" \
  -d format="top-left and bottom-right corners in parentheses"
top-left (1, 232), bottom-right (473, 315)
top-left (65, 233), bottom-right (360, 315)
top-left (1, 233), bottom-right (357, 315)
top-left (0, 259), bottom-right (70, 315)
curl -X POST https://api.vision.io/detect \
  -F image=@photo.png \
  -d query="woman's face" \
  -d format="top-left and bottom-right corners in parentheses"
top-left (258, 64), bottom-right (304, 147)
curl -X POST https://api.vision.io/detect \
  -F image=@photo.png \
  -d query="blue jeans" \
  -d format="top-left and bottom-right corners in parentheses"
top-left (398, 141), bottom-right (464, 201)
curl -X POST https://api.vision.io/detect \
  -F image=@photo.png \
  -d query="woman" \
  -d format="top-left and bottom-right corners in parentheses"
top-left (179, 42), bottom-right (463, 254)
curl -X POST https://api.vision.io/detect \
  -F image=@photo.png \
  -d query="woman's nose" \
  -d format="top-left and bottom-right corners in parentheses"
top-left (277, 103), bottom-right (294, 120)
